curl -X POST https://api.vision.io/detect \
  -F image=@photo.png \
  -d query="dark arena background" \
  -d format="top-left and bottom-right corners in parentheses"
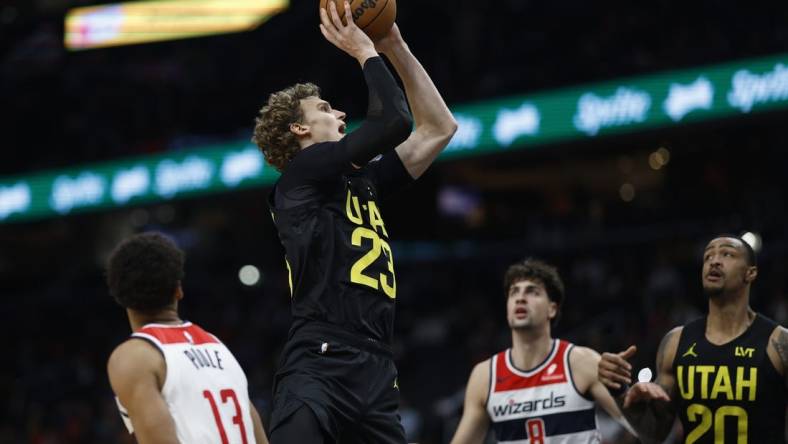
top-left (2, 1), bottom-right (788, 442)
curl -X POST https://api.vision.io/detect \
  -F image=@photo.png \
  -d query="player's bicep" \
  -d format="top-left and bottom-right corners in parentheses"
top-left (768, 326), bottom-right (788, 390)
top-left (108, 341), bottom-right (179, 444)
top-left (655, 327), bottom-right (681, 398)
top-left (450, 361), bottom-right (491, 444)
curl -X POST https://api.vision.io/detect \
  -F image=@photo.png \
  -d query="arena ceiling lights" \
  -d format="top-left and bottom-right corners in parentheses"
top-left (3, 53), bottom-right (788, 223)
top-left (64, 0), bottom-right (289, 50)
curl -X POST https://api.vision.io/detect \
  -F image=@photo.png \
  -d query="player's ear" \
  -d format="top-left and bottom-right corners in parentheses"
top-left (174, 282), bottom-right (184, 302)
top-left (548, 301), bottom-right (558, 320)
top-left (745, 266), bottom-right (758, 284)
top-left (289, 122), bottom-right (309, 137)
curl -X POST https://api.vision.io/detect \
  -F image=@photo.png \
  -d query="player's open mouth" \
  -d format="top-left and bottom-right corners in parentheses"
top-left (339, 123), bottom-right (346, 134)
top-left (514, 307), bottom-right (527, 317)
top-left (706, 270), bottom-right (723, 281)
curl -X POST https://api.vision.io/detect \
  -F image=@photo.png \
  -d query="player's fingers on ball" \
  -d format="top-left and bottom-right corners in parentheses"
top-left (319, 7), bottom-right (337, 34)
top-left (328, 1), bottom-right (344, 30)
top-left (342, 1), bottom-right (355, 28)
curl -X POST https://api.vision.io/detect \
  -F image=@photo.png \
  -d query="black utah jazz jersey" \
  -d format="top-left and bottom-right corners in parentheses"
top-left (268, 143), bottom-right (412, 344)
top-left (672, 314), bottom-right (786, 443)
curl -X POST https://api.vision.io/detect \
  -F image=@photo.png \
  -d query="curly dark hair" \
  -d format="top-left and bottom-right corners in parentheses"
top-left (106, 232), bottom-right (185, 311)
top-left (503, 258), bottom-right (566, 327)
top-left (252, 83), bottom-right (321, 172)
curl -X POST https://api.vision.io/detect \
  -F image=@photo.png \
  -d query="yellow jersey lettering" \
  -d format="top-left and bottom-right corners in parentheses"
top-left (367, 201), bottom-right (388, 237)
top-left (714, 405), bottom-right (747, 443)
top-left (735, 346), bottom-right (755, 358)
top-left (710, 366), bottom-right (734, 401)
top-left (736, 367), bottom-right (757, 401)
top-left (346, 190), bottom-right (364, 225)
top-left (685, 404), bottom-right (713, 444)
top-left (696, 365), bottom-right (715, 399)
top-left (678, 365), bottom-right (695, 400)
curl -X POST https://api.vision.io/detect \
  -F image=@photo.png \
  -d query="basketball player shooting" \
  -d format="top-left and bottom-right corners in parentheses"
top-left (252, 1), bottom-right (457, 442)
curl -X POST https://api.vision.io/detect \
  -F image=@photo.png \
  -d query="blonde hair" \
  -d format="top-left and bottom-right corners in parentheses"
top-left (252, 83), bottom-right (321, 171)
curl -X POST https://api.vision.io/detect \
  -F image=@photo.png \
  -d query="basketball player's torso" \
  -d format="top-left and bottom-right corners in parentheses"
top-left (672, 314), bottom-right (786, 443)
top-left (486, 339), bottom-right (601, 444)
top-left (116, 322), bottom-right (256, 444)
top-left (270, 168), bottom-right (396, 343)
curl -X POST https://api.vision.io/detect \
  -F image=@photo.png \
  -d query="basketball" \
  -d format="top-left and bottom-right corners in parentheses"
top-left (319, 0), bottom-right (397, 41)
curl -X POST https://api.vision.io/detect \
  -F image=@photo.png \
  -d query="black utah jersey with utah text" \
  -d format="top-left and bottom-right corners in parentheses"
top-left (268, 142), bottom-right (412, 344)
top-left (672, 314), bottom-right (787, 443)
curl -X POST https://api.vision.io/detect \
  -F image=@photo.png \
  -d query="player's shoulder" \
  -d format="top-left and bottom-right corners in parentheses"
top-left (767, 323), bottom-right (788, 348)
top-left (568, 344), bottom-right (601, 363)
top-left (660, 326), bottom-right (684, 352)
top-left (107, 338), bottom-right (165, 379)
top-left (469, 357), bottom-right (493, 382)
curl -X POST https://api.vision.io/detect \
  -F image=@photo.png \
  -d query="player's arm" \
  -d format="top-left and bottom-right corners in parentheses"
top-left (598, 328), bottom-right (681, 444)
top-left (249, 401), bottom-right (269, 444)
top-left (375, 24), bottom-right (458, 179)
top-left (569, 346), bottom-right (637, 437)
top-left (107, 339), bottom-right (180, 444)
top-left (767, 325), bottom-right (788, 390)
top-left (319, 2), bottom-right (412, 168)
top-left (450, 360), bottom-right (492, 444)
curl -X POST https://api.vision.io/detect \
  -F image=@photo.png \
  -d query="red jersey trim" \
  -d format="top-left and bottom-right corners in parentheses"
top-left (493, 339), bottom-right (570, 392)
top-left (134, 323), bottom-right (218, 345)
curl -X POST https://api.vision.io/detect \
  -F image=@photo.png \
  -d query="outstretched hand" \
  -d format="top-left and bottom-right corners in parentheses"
top-left (599, 345), bottom-right (636, 390)
top-left (319, 1), bottom-right (378, 65)
top-left (622, 382), bottom-right (671, 408)
top-left (599, 345), bottom-right (671, 408)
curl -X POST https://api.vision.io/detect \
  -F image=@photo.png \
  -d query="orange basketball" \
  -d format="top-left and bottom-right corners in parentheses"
top-left (319, 0), bottom-right (396, 41)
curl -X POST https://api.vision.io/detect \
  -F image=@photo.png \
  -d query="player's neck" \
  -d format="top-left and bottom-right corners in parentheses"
top-left (127, 307), bottom-right (183, 332)
top-left (510, 327), bottom-right (553, 370)
top-left (706, 295), bottom-right (755, 344)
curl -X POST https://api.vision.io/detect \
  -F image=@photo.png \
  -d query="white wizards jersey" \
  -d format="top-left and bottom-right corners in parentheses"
top-left (486, 340), bottom-right (600, 444)
top-left (115, 322), bottom-right (256, 444)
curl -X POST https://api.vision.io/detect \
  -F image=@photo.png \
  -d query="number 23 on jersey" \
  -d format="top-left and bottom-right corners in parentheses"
top-left (346, 190), bottom-right (396, 299)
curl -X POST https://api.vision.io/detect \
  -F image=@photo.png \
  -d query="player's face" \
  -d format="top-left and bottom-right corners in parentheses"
top-left (506, 279), bottom-right (556, 331)
top-left (298, 96), bottom-right (347, 144)
top-left (702, 237), bottom-right (756, 297)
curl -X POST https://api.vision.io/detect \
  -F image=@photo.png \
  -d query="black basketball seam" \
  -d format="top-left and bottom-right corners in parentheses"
top-left (360, 0), bottom-right (391, 31)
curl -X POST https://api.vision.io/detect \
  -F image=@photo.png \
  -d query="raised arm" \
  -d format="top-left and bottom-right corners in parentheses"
top-left (450, 360), bottom-right (491, 444)
top-left (375, 24), bottom-right (458, 179)
top-left (318, 2), bottom-right (412, 167)
top-left (598, 328), bottom-right (681, 443)
top-left (107, 339), bottom-right (180, 444)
